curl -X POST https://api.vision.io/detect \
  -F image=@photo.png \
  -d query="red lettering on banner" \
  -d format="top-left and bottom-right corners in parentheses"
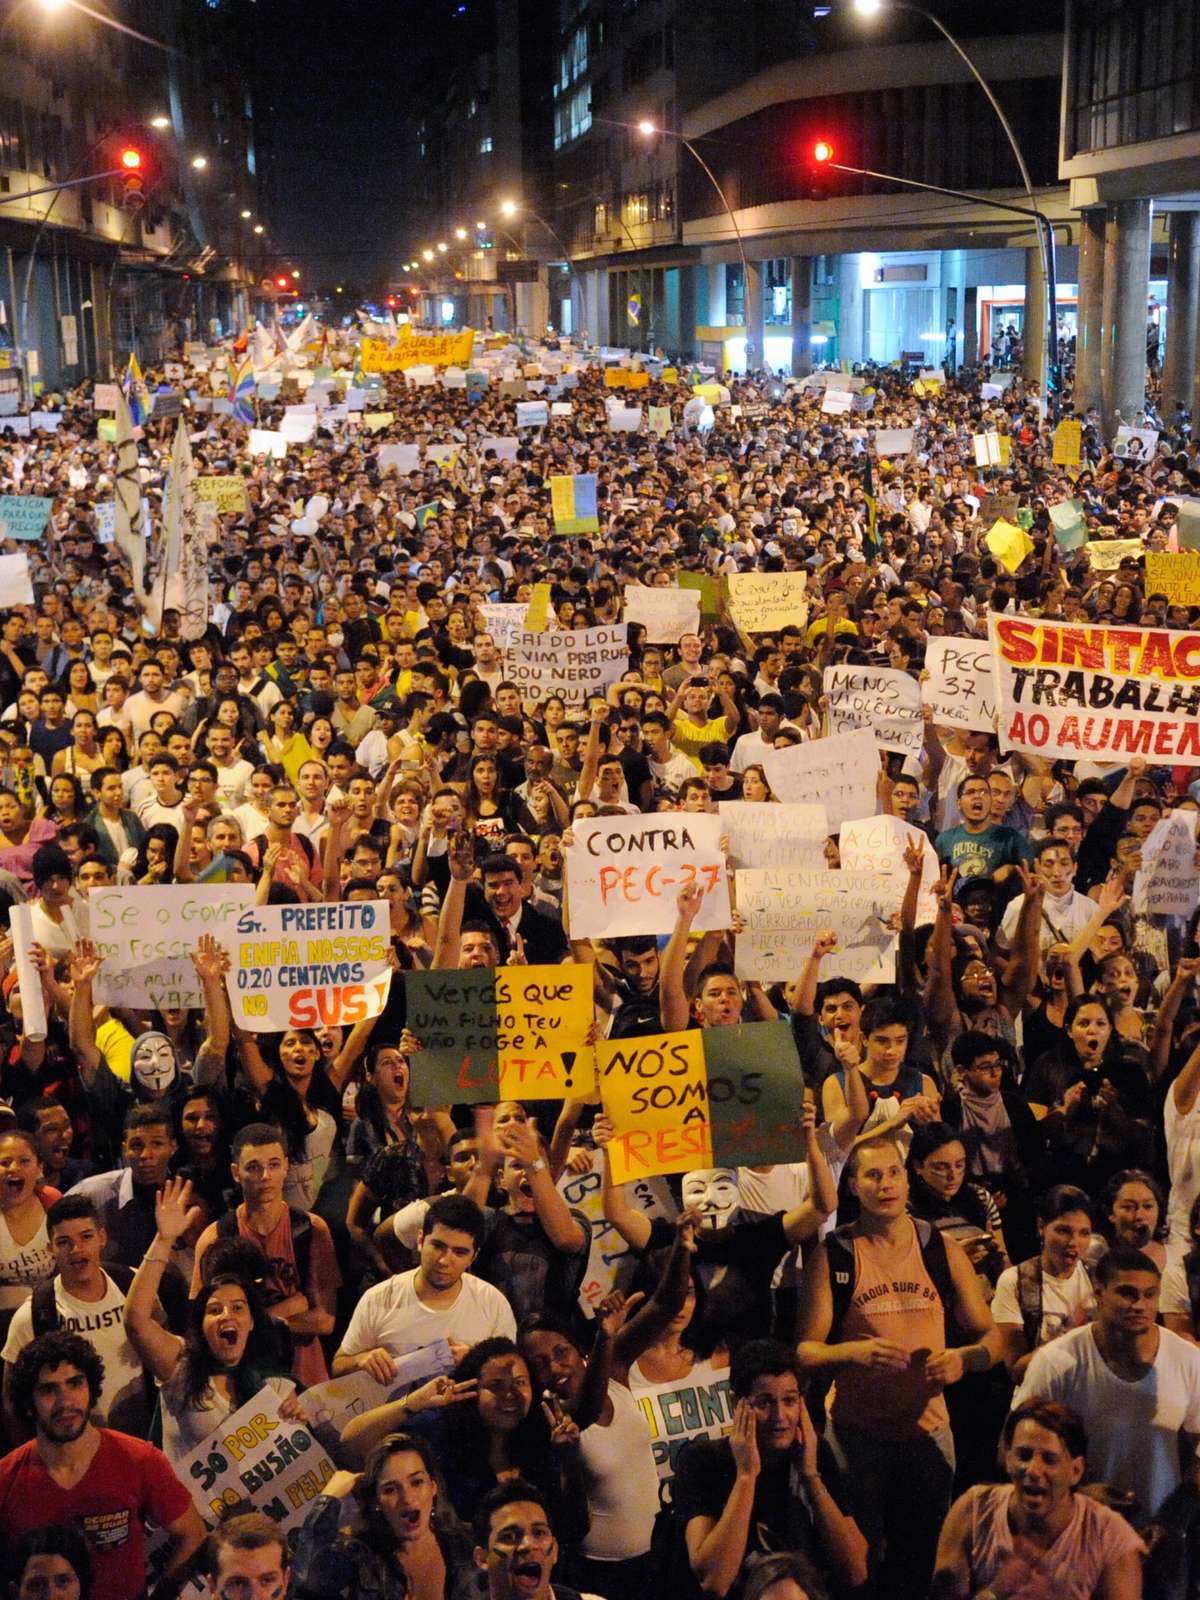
top-left (1058, 628), bottom-right (1105, 670)
top-left (1112, 719), bottom-right (1154, 755)
top-left (614, 1121), bottom-right (712, 1172)
top-left (1139, 634), bottom-right (1175, 678)
top-left (995, 619), bottom-right (1038, 663)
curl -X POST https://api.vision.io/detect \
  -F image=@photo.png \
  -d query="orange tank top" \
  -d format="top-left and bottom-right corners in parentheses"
top-left (831, 1220), bottom-right (950, 1438)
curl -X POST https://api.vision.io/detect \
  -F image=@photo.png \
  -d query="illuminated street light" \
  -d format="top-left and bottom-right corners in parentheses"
top-left (436, 241), bottom-right (447, 253)
top-left (191, 155), bottom-right (207, 170)
top-left (150, 114), bottom-right (170, 130)
top-left (475, 220), bottom-right (486, 229)
top-left (253, 224), bottom-right (264, 235)
top-left (291, 269), bottom-right (300, 279)
top-left (637, 118), bottom-right (656, 136)
top-left (500, 199), bottom-right (516, 218)
top-left (240, 208), bottom-right (252, 219)
top-left (422, 248), bottom-right (434, 262)
top-left (454, 227), bottom-right (467, 240)
top-left (852, 0), bottom-right (883, 13)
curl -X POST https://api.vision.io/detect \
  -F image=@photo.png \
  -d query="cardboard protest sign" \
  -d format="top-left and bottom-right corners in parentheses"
top-left (599, 1021), bottom-right (806, 1182)
top-left (300, 1343), bottom-right (455, 1435)
top-left (821, 391), bottom-right (851, 416)
top-left (973, 432), bottom-right (1001, 467)
top-left (477, 602), bottom-right (528, 649)
top-left (839, 813), bottom-right (939, 924)
top-left (223, 900), bottom-right (392, 1032)
top-left (1132, 810), bottom-right (1199, 917)
top-left (921, 637), bottom-right (998, 732)
top-left (761, 729), bottom-right (877, 829)
top-left (247, 429), bottom-right (288, 458)
top-left (599, 1031), bottom-right (713, 1183)
top-left (195, 476), bottom-right (250, 516)
top-left (507, 624), bottom-right (627, 706)
top-left (735, 867), bottom-right (897, 985)
top-left (516, 401), bottom-right (549, 428)
top-left (10, 904), bottom-right (47, 1042)
top-left (1175, 500), bottom-right (1200, 552)
top-left (648, 405), bottom-right (672, 436)
top-left (1086, 538), bottom-right (1142, 571)
top-left (1145, 552), bottom-right (1200, 606)
top-left (550, 473), bottom-right (599, 534)
top-left (979, 493), bottom-right (1020, 527)
top-left (0, 495), bottom-right (53, 541)
top-left (823, 664), bottom-right (923, 756)
top-left (405, 964), bottom-right (596, 1106)
top-left (565, 814), bottom-right (731, 939)
top-left (92, 884), bottom-right (254, 1011)
top-left (873, 428), bottom-right (914, 456)
top-left (478, 435), bottom-right (519, 462)
top-left (622, 584), bottom-right (700, 643)
top-left (361, 330), bottom-right (475, 372)
top-left (1049, 499), bottom-right (1087, 552)
top-left (989, 614), bottom-right (1200, 763)
top-left (362, 412), bottom-right (395, 434)
top-left (727, 572), bottom-right (808, 633)
top-left (558, 1150), bottom-right (676, 1319)
top-left (717, 801), bottom-right (827, 870)
top-left (607, 406), bottom-right (642, 432)
top-left (0, 553), bottom-right (34, 607)
top-left (678, 570), bottom-right (722, 619)
top-left (985, 519), bottom-right (1034, 575)
top-left (523, 583), bottom-right (552, 632)
top-left (1114, 426), bottom-right (1158, 461)
top-left (702, 1022), bottom-right (806, 1169)
top-left (173, 1385), bottom-right (333, 1533)
top-left (1052, 420), bottom-right (1082, 466)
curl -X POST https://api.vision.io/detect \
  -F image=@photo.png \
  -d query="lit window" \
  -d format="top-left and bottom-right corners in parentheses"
top-left (479, 136), bottom-right (493, 153)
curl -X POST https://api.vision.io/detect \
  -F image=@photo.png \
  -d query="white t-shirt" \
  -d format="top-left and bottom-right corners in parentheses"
top-left (1165, 1087), bottom-right (1200, 1262)
top-left (1014, 1323), bottom-right (1200, 1517)
top-left (339, 1268), bottom-right (516, 1358)
top-left (1161, 1259), bottom-right (1193, 1324)
top-left (997, 887), bottom-right (1095, 955)
top-left (992, 1260), bottom-right (1096, 1345)
top-left (1, 1271), bottom-right (152, 1426)
top-left (214, 759), bottom-right (255, 807)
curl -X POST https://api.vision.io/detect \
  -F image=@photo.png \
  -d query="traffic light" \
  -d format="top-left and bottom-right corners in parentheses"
top-left (813, 139), bottom-right (834, 165)
top-left (275, 276), bottom-right (289, 290)
top-left (385, 295), bottom-right (398, 309)
top-left (119, 146), bottom-right (145, 211)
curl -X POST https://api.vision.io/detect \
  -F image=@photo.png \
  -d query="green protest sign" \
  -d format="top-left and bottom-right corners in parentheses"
top-left (679, 570), bottom-right (722, 619)
top-left (405, 967), bottom-right (498, 1104)
top-left (703, 1021), bottom-right (805, 1168)
top-left (1049, 499), bottom-right (1087, 552)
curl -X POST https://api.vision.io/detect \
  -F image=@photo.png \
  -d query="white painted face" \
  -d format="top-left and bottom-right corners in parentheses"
top-left (681, 1168), bottom-right (740, 1228)
top-left (131, 1031), bottom-right (179, 1095)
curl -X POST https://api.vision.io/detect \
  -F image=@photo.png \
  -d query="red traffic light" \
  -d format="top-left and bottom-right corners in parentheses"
top-left (385, 295), bottom-right (398, 308)
top-left (275, 276), bottom-right (289, 289)
top-left (813, 140), bottom-right (834, 164)
top-left (120, 147), bottom-right (143, 170)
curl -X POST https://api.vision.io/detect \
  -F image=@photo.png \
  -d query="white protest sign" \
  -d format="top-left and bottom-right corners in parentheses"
top-left (300, 1341), bottom-right (454, 1435)
top-left (821, 391), bottom-right (852, 416)
top-left (761, 729), bottom-right (877, 829)
top-left (558, 1148), bottom-right (676, 1319)
top-left (607, 405), bottom-right (643, 432)
top-left (478, 435), bottom-right (519, 462)
top-left (516, 401), bottom-right (549, 428)
top-left (279, 413), bottom-right (316, 443)
top-left (173, 1385), bottom-right (333, 1534)
top-left (839, 813), bottom-right (939, 924)
top-left (735, 868), bottom-right (897, 984)
top-left (93, 384), bottom-right (121, 411)
top-left (378, 443), bottom-right (420, 474)
top-left (0, 553), bottom-right (34, 606)
top-left (223, 899), bottom-right (392, 1032)
top-left (10, 904), bottom-right (47, 1042)
top-left (551, 402), bottom-right (574, 417)
top-left (91, 884), bottom-right (255, 1011)
top-left (873, 428), bottom-right (915, 456)
top-left (247, 429), bottom-right (288, 458)
top-left (477, 602), bottom-right (528, 650)
top-left (425, 443), bottom-right (458, 467)
top-left (973, 432), bottom-right (1001, 467)
top-left (622, 584), bottom-right (700, 644)
top-left (1114, 426), bottom-right (1158, 462)
top-left (507, 623), bottom-right (627, 706)
top-left (565, 813), bottom-right (731, 938)
top-left (921, 637), bottom-right (998, 733)
top-left (727, 571), bottom-right (808, 633)
top-left (823, 664), bottom-right (923, 756)
top-left (717, 801), bottom-right (828, 870)
top-left (1133, 810), bottom-right (1199, 917)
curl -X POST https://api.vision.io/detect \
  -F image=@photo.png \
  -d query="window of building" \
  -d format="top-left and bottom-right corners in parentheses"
top-left (621, 30), bottom-right (664, 90)
top-left (559, 24), bottom-right (588, 92)
top-left (479, 135), bottom-right (493, 153)
top-left (1067, 0), bottom-right (1198, 154)
top-left (553, 82), bottom-right (592, 149)
top-left (593, 201), bottom-right (609, 236)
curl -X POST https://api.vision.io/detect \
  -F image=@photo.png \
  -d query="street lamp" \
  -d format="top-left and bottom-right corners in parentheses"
top-left (454, 227), bottom-right (467, 241)
top-left (849, 0), bottom-right (1058, 397)
top-left (240, 209), bottom-right (252, 219)
top-left (635, 118), bottom-right (754, 368)
top-left (422, 248), bottom-right (434, 262)
top-left (253, 224), bottom-right (264, 235)
top-left (437, 241), bottom-right (448, 253)
top-left (191, 155), bottom-right (207, 170)
top-left (150, 115), bottom-right (170, 130)
top-left (37, 0), bottom-right (179, 52)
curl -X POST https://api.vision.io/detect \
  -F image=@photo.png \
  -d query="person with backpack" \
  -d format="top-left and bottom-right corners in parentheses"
top-left (187, 1124), bottom-right (339, 1385)
top-left (2, 1196), bottom-right (149, 1442)
top-left (992, 1185), bottom-right (1097, 1381)
top-left (796, 1131), bottom-right (1003, 1599)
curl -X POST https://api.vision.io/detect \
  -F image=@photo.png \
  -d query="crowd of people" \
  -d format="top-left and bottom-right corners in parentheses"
top-left (0, 322), bottom-right (1196, 1600)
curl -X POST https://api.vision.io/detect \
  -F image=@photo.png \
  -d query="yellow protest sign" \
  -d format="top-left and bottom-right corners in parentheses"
top-left (363, 411), bottom-right (394, 433)
top-left (1086, 537), bottom-right (1143, 571)
top-left (912, 379), bottom-right (926, 398)
top-left (1145, 552), bottom-right (1200, 606)
top-left (693, 383), bottom-right (723, 405)
top-left (997, 436), bottom-right (1012, 466)
top-left (599, 1030), bottom-right (712, 1184)
top-left (524, 582), bottom-right (552, 631)
top-left (195, 476), bottom-right (250, 516)
top-left (985, 519), bottom-right (1034, 575)
top-left (604, 369), bottom-right (629, 388)
top-left (625, 370), bottom-right (649, 390)
top-left (1052, 420), bottom-right (1082, 467)
top-left (496, 965), bottom-right (596, 1100)
top-left (661, 367), bottom-right (678, 384)
top-left (361, 329), bottom-right (476, 372)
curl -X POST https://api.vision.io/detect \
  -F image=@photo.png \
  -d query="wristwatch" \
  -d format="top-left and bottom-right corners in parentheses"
top-left (527, 1157), bottom-right (547, 1175)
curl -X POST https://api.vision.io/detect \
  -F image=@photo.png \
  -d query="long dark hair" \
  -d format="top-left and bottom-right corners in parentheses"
top-left (438, 1337), bottom-right (547, 1472)
top-left (356, 1430), bottom-right (450, 1557)
top-left (163, 1271), bottom-right (291, 1413)
top-left (906, 1121), bottom-right (992, 1230)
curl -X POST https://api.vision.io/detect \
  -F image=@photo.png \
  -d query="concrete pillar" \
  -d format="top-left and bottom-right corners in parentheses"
top-left (1162, 211), bottom-right (1200, 421)
top-left (837, 254), bottom-right (864, 365)
top-left (707, 263), bottom-right (726, 326)
top-left (1104, 198), bottom-right (1152, 435)
top-left (790, 255), bottom-right (812, 377)
top-left (744, 258), bottom-right (763, 372)
top-left (963, 285), bottom-right (978, 367)
top-left (1075, 208), bottom-right (1106, 416)
top-left (678, 264), bottom-right (698, 360)
top-left (1022, 243), bottom-right (1046, 390)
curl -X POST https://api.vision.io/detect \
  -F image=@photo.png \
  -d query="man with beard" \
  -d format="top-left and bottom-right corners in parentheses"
top-left (0, 1331), bottom-right (204, 1600)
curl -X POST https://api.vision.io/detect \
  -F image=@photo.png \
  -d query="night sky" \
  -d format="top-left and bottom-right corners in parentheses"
top-left (251, 0), bottom-right (447, 294)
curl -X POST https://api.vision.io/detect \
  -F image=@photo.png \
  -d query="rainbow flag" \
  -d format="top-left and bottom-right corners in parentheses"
top-left (228, 356), bottom-right (255, 424)
top-left (122, 353), bottom-right (149, 428)
top-left (549, 473), bottom-right (599, 535)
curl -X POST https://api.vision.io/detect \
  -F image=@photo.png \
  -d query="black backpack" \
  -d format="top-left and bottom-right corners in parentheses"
top-left (825, 1216), bottom-right (957, 1344)
top-left (31, 1263), bottom-right (136, 1335)
top-left (215, 1207), bottom-right (313, 1291)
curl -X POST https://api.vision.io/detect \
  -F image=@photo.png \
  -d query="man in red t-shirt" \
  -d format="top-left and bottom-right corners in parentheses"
top-left (0, 1331), bottom-right (205, 1600)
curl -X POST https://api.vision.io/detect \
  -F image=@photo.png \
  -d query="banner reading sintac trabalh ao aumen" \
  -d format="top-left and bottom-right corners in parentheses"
top-left (989, 614), bottom-right (1200, 764)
